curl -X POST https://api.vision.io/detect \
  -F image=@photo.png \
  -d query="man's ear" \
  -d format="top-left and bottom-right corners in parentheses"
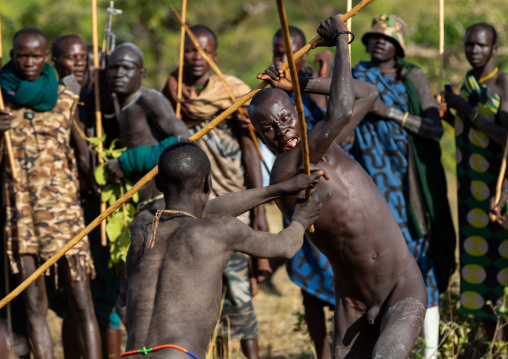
top-left (154, 174), bottom-right (162, 192)
top-left (211, 50), bottom-right (218, 62)
top-left (492, 44), bottom-right (498, 57)
top-left (44, 49), bottom-right (50, 63)
top-left (204, 173), bottom-right (212, 194)
top-left (140, 67), bottom-right (147, 78)
top-left (9, 49), bottom-right (14, 60)
top-left (254, 129), bottom-right (266, 145)
top-left (51, 56), bottom-right (57, 67)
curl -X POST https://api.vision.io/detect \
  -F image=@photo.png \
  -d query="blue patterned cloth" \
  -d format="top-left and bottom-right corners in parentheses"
top-left (285, 94), bottom-right (336, 306)
top-left (352, 61), bottom-right (439, 307)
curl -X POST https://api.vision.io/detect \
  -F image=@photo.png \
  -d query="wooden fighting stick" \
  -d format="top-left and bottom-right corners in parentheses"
top-left (175, 0), bottom-right (187, 118)
top-left (0, 14), bottom-right (18, 181)
top-left (170, 5), bottom-right (271, 174)
top-left (0, 0), bottom-right (376, 310)
top-left (436, 0), bottom-right (444, 103)
top-left (275, 0), bottom-right (314, 232)
top-left (92, 0), bottom-right (108, 246)
top-left (492, 139), bottom-right (508, 218)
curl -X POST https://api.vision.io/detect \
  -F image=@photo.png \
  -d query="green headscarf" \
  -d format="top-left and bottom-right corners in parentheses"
top-left (0, 60), bottom-right (59, 112)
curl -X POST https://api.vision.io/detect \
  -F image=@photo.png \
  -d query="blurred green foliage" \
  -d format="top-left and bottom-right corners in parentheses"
top-left (3, 0), bottom-right (507, 90)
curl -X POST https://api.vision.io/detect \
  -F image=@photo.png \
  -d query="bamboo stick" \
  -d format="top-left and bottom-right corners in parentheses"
top-left (275, 0), bottom-right (314, 232)
top-left (170, 5), bottom-right (270, 173)
top-left (436, 0), bottom-right (444, 101)
top-left (0, 14), bottom-right (18, 181)
top-left (92, 0), bottom-right (107, 246)
top-left (493, 144), bottom-right (508, 209)
top-left (347, 0), bottom-right (352, 62)
top-left (175, 0), bottom-right (187, 118)
top-left (0, 87), bottom-right (17, 182)
top-left (0, 0), bottom-right (376, 309)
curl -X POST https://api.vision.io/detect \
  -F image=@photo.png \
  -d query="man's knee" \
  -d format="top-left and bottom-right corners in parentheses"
top-left (374, 297), bottom-right (426, 358)
top-left (67, 279), bottom-right (95, 317)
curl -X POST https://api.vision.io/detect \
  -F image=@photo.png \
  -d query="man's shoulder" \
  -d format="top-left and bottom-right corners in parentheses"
top-left (496, 71), bottom-right (508, 96)
top-left (139, 88), bottom-right (172, 107)
top-left (57, 85), bottom-right (78, 104)
top-left (222, 75), bottom-right (251, 92)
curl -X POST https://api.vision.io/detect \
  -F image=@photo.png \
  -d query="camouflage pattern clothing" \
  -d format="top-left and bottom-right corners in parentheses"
top-left (4, 85), bottom-right (94, 281)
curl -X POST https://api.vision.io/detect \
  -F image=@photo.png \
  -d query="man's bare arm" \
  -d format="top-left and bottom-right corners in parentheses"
top-left (258, 71), bottom-right (377, 148)
top-left (238, 126), bottom-right (269, 231)
top-left (444, 76), bottom-right (508, 146)
top-left (144, 91), bottom-right (190, 138)
top-left (373, 67), bottom-right (443, 142)
top-left (203, 168), bottom-right (327, 218)
top-left (224, 191), bottom-right (322, 258)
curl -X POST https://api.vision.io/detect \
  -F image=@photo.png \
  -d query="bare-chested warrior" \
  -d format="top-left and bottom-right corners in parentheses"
top-left (123, 141), bottom-right (324, 358)
top-left (251, 14), bottom-right (428, 358)
top-left (106, 43), bottom-right (189, 211)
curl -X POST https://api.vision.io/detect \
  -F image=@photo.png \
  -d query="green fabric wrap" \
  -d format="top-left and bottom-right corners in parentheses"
top-left (0, 61), bottom-right (59, 112)
top-left (118, 136), bottom-right (180, 175)
top-left (397, 59), bottom-right (457, 293)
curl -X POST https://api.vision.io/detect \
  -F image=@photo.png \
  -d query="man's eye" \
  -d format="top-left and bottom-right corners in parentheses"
top-left (264, 127), bottom-right (273, 133)
top-left (283, 115), bottom-right (290, 122)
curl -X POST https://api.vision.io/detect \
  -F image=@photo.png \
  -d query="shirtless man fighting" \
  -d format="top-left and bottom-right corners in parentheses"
top-left (251, 14), bottom-right (428, 358)
top-left (123, 141), bottom-right (324, 358)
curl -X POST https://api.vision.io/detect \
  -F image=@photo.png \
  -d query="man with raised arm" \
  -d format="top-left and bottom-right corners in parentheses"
top-left (123, 141), bottom-right (324, 359)
top-left (251, 14), bottom-right (427, 358)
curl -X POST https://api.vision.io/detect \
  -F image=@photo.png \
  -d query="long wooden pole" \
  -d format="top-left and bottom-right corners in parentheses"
top-left (0, 0), bottom-right (375, 309)
top-left (0, 14), bottom-right (17, 181)
top-left (347, 0), bottom-right (352, 61)
top-left (436, 0), bottom-right (444, 99)
top-left (275, 0), bottom-right (314, 232)
top-left (92, 0), bottom-right (108, 246)
top-left (170, 5), bottom-right (270, 174)
top-left (175, 0), bottom-right (187, 118)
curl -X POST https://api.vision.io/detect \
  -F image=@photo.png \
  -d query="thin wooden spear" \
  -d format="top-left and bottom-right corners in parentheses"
top-left (275, 0), bottom-right (314, 232)
top-left (175, 0), bottom-right (187, 118)
top-left (170, 5), bottom-right (271, 174)
top-left (92, 0), bottom-right (108, 245)
top-left (0, 0), bottom-right (376, 310)
top-left (347, 0), bottom-right (352, 62)
top-left (436, 0), bottom-right (444, 102)
top-left (0, 14), bottom-right (18, 181)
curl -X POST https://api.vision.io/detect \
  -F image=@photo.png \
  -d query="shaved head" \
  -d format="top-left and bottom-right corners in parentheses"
top-left (110, 42), bottom-right (144, 68)
top-left (156, 141), bottom-right (211, 197)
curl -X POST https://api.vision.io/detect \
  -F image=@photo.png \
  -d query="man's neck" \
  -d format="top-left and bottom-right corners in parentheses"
top-left (472, 61), bottom-right (497, 82)
top-left (372, 58), bottom-right (396, 72)
top-left (117, 88), bottom-right (142, 108)
top-left (185, 72), bottom-right (211, 90)
top-left (163, 197), bottom-right (205, 219)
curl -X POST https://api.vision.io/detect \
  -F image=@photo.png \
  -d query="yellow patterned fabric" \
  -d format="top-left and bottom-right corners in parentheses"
top-left (4, 85), bottom-right (94, 281)
top-left (455, 71), bottom-right (506, 318)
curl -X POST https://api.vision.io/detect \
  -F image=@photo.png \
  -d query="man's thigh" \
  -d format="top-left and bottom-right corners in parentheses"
top-left (373, 297), bottom-right (426, 359)
top-left (332, 298), bottom-right (378, 359)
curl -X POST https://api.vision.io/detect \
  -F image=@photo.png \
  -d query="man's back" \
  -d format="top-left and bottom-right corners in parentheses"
top-left (126, 211), bottom-right (234, 357)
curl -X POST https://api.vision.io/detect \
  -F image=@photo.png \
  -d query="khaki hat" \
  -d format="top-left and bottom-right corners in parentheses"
top-left (362, 14), bottom-right (407, 58)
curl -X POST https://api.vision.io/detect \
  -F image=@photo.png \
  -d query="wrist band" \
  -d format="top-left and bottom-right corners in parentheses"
top-left (470, 108), bottom-right (479, 122)
top-left (400, 112), bottom-right (409, 128)
top-left (332, 31), bottom-right (355, 44)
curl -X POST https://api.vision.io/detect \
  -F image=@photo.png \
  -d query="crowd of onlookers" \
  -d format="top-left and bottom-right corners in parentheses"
top-left (0, 10), bottom-right (507, 359)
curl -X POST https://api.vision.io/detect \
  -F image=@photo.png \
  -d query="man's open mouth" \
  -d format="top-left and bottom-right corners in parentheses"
top-left (281, 137), bottom-right (298, 152)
